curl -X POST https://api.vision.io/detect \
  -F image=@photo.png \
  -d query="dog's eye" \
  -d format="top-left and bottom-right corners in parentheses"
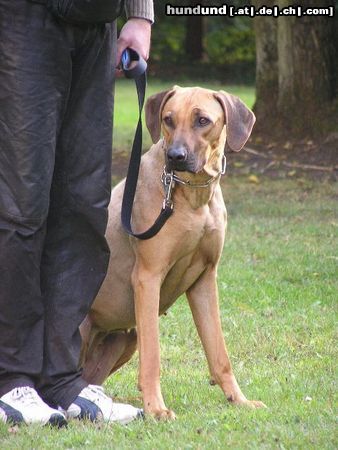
top-left (163, 116), bottom-right (174, 128)
top-left (198, 117), bottom-right (211, 127)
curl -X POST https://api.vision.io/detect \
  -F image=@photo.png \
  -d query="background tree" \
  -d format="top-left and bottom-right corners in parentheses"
top-left (150, 0), bottom-right (255, 81)
top-left (253, 0), bottom-right (337, 137)
top-left (252, 0), bottom-right (278, 127)
top-left (184, 1), bottom-right (205, 61)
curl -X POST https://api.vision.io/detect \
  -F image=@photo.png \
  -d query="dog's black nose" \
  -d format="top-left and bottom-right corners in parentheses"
top-left (167, 146), bottom-right (187, 163)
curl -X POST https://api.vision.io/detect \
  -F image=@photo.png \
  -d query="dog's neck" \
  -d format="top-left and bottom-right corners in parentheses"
top-left (172, 170), bottom-right (221, 210)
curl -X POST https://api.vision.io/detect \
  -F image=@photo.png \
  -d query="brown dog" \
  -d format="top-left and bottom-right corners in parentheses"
top-left (80, 86), bottom-right (266, 419)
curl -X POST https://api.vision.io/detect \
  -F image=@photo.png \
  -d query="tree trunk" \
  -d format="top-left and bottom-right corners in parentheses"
top-left (277, 0), bottom-right (336, 135)
top-left (184, 2), bottom-right (205, 61)
top-left (252, 0), bottom-right (278, 130)
top-left (253, 0), bottom-right (336, 137)
top-left (277, 2), bottom-right (294, 112)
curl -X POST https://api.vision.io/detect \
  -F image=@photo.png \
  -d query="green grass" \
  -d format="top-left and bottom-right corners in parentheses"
top-left (113, 79), bottom-right (255, 152)
top-left (1, 82), bottom-right (336, 448)
top-left (1, 178), bottom-right (336, 449)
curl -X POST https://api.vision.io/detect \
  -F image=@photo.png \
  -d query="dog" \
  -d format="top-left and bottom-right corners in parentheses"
top-left (79, 86), bottom-right (266, 419)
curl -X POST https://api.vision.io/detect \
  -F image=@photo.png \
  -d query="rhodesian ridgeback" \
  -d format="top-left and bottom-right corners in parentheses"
top-left (80, 86), bottom-right (266, 419)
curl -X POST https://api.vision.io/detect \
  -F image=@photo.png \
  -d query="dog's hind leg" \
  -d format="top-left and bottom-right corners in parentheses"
top-left (108, 328), bottom-right (137, 375)
top-left (79, 315), bottom-right (93, 368)
top-left (82, 329), bottom-right (137, 385)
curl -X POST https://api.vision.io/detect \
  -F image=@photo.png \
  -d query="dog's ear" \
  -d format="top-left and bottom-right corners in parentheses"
top-left (145, 88), bottom-right (176, 143)
top-left (214, 91), bottom-right (256, 152)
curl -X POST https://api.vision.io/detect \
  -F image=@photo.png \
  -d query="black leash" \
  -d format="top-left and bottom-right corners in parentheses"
top-left (120, 49), bottom-right (174, 240)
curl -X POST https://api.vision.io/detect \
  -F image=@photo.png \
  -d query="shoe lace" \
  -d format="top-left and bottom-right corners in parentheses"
top-left (11, 387), bottom-right (43, 408)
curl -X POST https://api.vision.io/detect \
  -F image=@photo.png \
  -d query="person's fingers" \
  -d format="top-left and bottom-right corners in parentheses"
top-left (115, 18), bottom-right (151, 67)
top-left (116, 38), bottom-right (128, 66)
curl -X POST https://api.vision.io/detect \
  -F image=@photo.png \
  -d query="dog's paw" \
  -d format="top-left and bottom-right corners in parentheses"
top-left (147, 408), bottom-right (176, 421)
top-left (237, 399), bottom-right (267, 409)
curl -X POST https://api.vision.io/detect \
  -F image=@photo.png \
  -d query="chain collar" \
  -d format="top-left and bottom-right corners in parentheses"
top-left (160, 155), bottom-right (226, 210)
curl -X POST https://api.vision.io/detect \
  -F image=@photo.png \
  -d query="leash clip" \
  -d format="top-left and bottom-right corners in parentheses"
top-left (161, 167), bottom-right (175, 210)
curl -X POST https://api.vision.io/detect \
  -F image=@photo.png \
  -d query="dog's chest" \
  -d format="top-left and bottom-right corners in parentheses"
top-left (158, 210), bottom-right (225, 313)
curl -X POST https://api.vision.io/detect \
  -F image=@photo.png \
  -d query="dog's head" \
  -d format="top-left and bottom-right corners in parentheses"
top-left (145, 86), bottom-right (255, 176)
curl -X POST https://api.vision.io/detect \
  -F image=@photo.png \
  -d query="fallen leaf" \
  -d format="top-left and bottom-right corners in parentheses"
top-left (248, 174), bottom-right (260, 184)
top-left (267, 142), bottom-right (277, 148)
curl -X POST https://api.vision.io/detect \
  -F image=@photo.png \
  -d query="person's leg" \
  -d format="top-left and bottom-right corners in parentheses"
top-left (0, 0), bottom-right (71, 396)
top-left (0, 0), bottom-right (140, 424)
top-left (0, 0), bottom-right (73, 425)
top-left (37, 22), bottom-right (142, 423)
top-left (36, 21), bottom-right (116, 410)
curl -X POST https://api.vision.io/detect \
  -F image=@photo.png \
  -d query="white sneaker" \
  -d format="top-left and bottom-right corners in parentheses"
top-left (65, 384), bottom-right (143, 425)
top-left (0, 386), bottom-right (67, 427)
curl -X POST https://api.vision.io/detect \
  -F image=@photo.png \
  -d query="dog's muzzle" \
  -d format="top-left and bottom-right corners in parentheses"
top-left (166, 145), bottom-right (196, 172)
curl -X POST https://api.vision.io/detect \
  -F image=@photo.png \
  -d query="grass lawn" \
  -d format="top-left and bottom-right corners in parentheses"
top-left (0, 81), bottom-right (336, 449)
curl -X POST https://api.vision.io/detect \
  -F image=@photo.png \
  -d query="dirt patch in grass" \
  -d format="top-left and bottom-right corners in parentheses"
top-left (226, 133), bottom-right (338, 183)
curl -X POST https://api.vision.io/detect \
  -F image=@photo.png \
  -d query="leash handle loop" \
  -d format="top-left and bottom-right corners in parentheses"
top-left (121, 48), bottom-right (147, 80)
top-left (120, 49), bottom-right (174, 240)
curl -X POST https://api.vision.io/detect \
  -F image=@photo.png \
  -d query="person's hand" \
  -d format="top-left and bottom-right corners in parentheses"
top-left (116, 18), bottom-right (152, 67)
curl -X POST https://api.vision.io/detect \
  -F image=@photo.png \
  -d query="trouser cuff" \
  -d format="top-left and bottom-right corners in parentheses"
top-left (0, 375), bottom-right (35, 398)
top-left (51, 377), bottom-right (89, 410)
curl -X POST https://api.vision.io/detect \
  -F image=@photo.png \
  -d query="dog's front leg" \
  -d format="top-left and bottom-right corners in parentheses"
top-left (132, 265), bottom-right (176, 420)
top-left (187, 266), bottom-right (266, 408)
